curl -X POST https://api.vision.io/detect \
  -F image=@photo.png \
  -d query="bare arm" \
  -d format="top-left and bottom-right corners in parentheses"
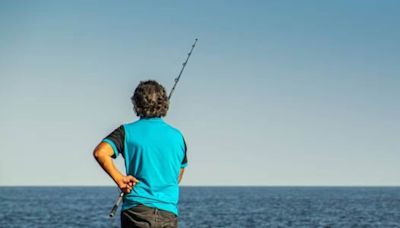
top-left (93, 142), bottom-right (138, 193)
top-left (178, 168), bottom-right (185, 184)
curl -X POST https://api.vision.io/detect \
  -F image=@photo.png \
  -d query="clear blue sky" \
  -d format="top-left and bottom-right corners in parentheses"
top-left (0, 0), bottom-right (399, 186)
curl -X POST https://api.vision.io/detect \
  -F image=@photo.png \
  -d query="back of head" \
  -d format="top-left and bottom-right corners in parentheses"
top-left (131, 80), bottom-right (169, 118)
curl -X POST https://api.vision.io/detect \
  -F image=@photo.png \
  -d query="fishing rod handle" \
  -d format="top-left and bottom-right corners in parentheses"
top-left (109, 192), bottom-right (124, 218)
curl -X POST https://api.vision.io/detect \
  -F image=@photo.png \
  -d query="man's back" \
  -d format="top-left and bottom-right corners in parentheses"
top-left (121, 118), bottom-right (187, 215)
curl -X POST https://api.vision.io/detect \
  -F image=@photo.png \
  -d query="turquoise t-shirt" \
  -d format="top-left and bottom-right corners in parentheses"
top-left (103, 117), bottom-right (187, 215)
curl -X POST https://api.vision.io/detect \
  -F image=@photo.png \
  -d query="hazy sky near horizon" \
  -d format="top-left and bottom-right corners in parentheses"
top-left (1, 1), bottom-right (399, 186)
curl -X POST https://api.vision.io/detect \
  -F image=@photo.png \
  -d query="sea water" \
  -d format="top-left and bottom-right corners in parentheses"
top-left (0, 187), bottom-right (399, 227)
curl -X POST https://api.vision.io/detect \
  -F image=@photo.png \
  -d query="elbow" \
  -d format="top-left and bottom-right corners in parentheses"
top-left (93, 142), bottom-right (114, 162)
top-left (93, 146), bottom-right (102, 161)
top-left (93, 149), bottom-right (99, 160)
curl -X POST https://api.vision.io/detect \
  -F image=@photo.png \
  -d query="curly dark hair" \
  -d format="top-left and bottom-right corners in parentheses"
top-left (131, 80), bottom-right (169, 118)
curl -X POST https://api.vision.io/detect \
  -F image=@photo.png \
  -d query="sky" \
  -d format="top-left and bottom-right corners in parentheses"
top-left (0, 0), bottom-right (399, 186)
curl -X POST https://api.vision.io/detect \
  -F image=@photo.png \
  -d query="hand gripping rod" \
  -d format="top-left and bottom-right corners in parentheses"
top-left (109, 38), bottom-right (198, 218)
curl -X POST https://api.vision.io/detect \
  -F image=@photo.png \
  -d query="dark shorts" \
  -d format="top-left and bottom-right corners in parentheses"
top-left (121, 204), bottom-right (178, 228)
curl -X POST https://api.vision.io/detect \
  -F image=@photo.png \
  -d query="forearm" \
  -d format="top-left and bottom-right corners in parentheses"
top-left (178, 168), bottom-right (184, 184)
top-left (94, 150), bottom-right (123, 185)
top-left (94, 142), bottom-right (138, 194)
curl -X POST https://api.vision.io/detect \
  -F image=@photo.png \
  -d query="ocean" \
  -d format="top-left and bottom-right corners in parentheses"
top-left (0, 187), bottom-right (399, 227)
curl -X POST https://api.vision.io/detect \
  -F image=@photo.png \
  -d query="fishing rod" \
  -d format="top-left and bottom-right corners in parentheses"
top-left (169, 38), bottom-right (198, 100)
top-left (109, 38), bottom-right (198, 218)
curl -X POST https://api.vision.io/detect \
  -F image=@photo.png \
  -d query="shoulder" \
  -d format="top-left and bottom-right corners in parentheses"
top-left (163, 121), bottom-right (185, 137)
top-left (121, 119), bottom-right (141, 129)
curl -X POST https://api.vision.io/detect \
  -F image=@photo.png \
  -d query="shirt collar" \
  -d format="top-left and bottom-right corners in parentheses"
top-left (139, 117), bottom-right (163, 122)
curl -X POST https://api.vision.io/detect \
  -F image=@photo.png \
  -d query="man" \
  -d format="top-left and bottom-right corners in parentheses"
top-left (94, 80), bottom-right (188, 228)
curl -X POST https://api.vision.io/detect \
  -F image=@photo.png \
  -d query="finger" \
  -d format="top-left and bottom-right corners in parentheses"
top-left (123, 186), bottom-right (132, 193)
top-left (127, 175), bottom-right (139, 183)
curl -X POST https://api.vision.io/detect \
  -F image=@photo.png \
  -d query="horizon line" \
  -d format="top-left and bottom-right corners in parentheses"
top-left (1, 184), bottom-right (399, 187)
